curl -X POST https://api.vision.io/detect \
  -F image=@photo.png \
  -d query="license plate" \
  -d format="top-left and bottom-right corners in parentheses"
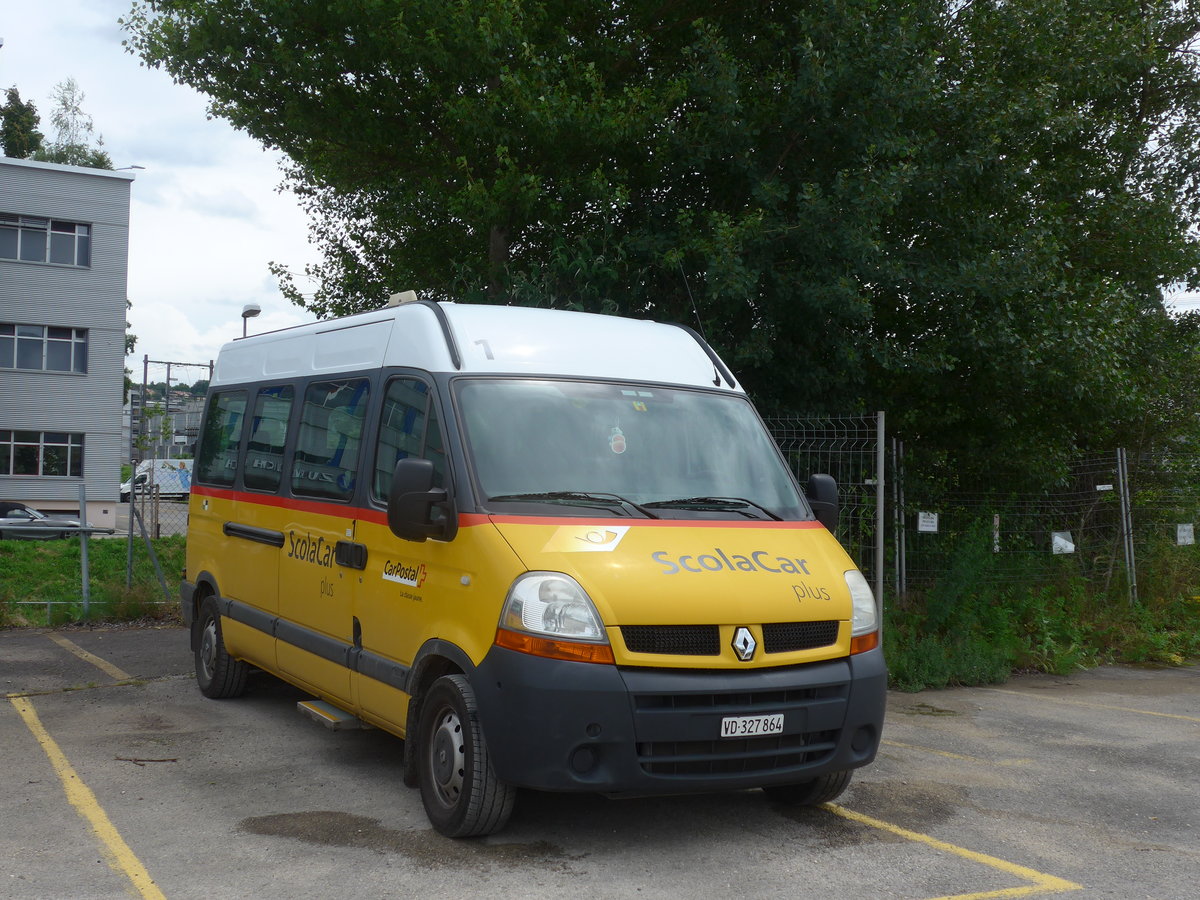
top-left (720, 713), bottom-right (784, 739)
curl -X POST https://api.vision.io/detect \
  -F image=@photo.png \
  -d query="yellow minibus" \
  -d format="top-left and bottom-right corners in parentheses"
top-left (182, 298), bottom-right (885, 836)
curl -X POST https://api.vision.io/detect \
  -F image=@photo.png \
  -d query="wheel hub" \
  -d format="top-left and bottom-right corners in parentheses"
top-left (199, 620), bottom-right (217, 679)
top-left (429, 709), bottom-right (465, 807)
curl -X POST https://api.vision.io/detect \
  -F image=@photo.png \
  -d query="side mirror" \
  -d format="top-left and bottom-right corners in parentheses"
top-left (805, 473), bottom-right (839, 533)
top-left (387, 457), bottom-right (458, 542)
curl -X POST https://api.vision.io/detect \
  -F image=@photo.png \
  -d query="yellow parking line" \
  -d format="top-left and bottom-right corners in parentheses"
top-left (46, 633), bottom-right (133, 682)
top-left (983, 688), bottom-right (1200, 724)
top-left (827, 804), bottom-right (1082, 899)
top-left (9, 695), bottom-right (166, 900)
top-left (882, 739), bottom-right (1032, 766)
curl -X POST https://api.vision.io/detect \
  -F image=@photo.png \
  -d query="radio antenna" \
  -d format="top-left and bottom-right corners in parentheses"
top-left (678, 262), bottom-right (706, 340)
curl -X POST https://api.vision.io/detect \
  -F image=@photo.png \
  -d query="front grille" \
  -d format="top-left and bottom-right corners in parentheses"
top-left (621, 625), bottom-right (719, 656)
top-left (633, 683), bottom-right (844, 712)
top-left (621, 621), bottom-right (840, 657)
top-left (638, 730), bottom-right (839, 776)
top-left (762, 620), bottom-right (839, 653)
top-left (629, 678), bottom-right (848, 779)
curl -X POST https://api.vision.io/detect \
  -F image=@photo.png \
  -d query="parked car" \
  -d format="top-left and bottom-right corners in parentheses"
top-left (0, 502), bottom-right (83, 540)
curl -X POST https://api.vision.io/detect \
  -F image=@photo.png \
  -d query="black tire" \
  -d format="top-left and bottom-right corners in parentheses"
top-left (418, 674), bottom-right (515, 837)
top-left (762, 769), bottom-right (853, 806)
top-left (194, 595), bottom-right (249, 699)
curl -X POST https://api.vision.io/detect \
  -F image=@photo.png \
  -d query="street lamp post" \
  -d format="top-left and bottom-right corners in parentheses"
top-left (241, 304), bottom-right (261, 337)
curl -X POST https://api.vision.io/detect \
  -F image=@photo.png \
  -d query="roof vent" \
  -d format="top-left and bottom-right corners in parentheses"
top-left (386, 290), bottom-right (418, 307)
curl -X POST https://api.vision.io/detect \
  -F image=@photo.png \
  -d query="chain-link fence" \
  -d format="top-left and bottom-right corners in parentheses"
top-left (897, 452), bottom-right (1129, 593)
top-left (766, 413), bottom-right (885, 599)
top-left (892, 446), bottom-right (1200, 604)
top-left (762, 415), bottom-right (1200, 607)
top-left (121, 356), bottom-right (210, 603)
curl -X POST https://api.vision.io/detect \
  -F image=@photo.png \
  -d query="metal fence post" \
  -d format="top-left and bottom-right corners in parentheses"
top-left (875, 411), bottom-right (885, 605)
top-left (78, 483), bottom-right (90, 618)
top-left (1117, 448), bottom-right (1138, 605)
top-left (897, 440), bottom-right (906, 597)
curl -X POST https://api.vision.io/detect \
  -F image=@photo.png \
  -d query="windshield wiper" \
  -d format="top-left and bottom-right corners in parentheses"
top-left (487, 491), bottom-right (659, 519)
top-left (641, 496), bottom-right (782, 520)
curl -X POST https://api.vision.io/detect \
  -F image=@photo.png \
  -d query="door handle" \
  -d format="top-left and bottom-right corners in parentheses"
top-left (336, 540), bottom-right (368, 570)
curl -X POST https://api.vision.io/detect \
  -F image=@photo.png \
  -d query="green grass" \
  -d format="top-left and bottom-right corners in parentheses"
top-left (0, 535), bottom-right (185, 627)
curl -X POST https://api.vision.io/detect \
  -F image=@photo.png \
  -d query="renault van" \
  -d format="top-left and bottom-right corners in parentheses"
top-left (181, 299), bottom-right (886, 836)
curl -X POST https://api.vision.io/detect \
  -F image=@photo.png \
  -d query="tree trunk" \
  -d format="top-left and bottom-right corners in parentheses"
top-left (488, 225), bottom-right (509, 301)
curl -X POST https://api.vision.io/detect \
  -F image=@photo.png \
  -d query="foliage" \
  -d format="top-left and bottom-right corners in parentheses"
top-left (0, 87), bottom-right (45, 158)
top-left (142, 378), bottom-right (209, 397)
top-left (30, 78), bottom-right (114, 170)
top-left (126, 298), bottom-right (138, 357)
top-left (0, 536), bottom-right (184, 628)
top-left (123, 0), bottom-right (1200, 491)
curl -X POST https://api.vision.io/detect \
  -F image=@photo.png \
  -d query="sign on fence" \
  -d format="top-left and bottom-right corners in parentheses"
top-left (1052, 531), bottom-right (1076, 554)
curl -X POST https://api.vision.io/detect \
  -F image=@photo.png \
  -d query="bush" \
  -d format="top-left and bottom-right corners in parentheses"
top-left (885, 522), bottom-right (1200, 690)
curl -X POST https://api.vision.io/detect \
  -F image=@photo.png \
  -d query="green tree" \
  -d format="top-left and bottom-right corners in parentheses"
top-left (32, 78), bottom-right (113, 169)
top-left (123, 0), bottom-right (1200, 489)
top-left (869, 0), bottom-right (1200, 486)
top-left (0, 87), bottom-right (45, 158)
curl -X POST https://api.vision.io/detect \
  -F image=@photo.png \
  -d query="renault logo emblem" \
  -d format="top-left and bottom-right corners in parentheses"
top-left (732, 626), bottom-right (757, 661)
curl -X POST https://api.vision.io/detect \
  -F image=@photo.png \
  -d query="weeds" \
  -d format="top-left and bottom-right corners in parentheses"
top-left (886, 524), bottom-right (1200, 690)
top-left (0, 535), bottom-right (185, 628)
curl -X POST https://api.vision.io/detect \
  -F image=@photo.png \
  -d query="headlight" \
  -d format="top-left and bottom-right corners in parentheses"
top-left (845, 569), bottom-right (878, 636)
top-left (501, 572), bottom-right (607, 643)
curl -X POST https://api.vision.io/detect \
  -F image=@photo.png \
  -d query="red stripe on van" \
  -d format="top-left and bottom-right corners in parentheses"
top-left (190, 485), bottom-right (826, 530)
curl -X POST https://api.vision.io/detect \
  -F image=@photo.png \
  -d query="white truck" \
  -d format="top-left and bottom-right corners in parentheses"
top-left (121, 458), bottom-right (193, 501)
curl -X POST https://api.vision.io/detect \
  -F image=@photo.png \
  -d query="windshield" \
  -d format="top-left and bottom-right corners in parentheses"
top-left (456, 379), bottom-right (809, 520)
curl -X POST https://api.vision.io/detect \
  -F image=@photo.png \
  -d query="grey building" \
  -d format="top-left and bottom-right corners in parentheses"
top-left (0, 157), bottom-right (134, 529)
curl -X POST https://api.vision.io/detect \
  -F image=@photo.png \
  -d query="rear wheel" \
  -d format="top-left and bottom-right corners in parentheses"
top-left (418, 674), bottom-right (515, 837)
top-left (194, 595), bottom-right (248, 699)
top-left (762, 769), bottom-right (853, 806)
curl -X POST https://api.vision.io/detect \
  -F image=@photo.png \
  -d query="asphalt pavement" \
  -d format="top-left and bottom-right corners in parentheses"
top-left (1, 626), bottom-right (1197, 899)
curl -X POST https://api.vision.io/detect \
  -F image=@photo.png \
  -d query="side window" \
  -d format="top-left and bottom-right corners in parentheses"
top-left (373, 377), bottom-right (447, 499)
top-left (196, 391), bottom-right (247, 486)
top-left (292, 378), bottom-right (370, 501)
top-left (243, 385), bottom-right (294, 493)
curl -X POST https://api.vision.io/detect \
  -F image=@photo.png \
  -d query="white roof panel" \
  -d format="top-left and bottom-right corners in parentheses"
top-left (212, 301), bottom-right (738, 391)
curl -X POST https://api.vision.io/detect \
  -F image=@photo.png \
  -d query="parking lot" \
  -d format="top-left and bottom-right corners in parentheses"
top-left (1, 626), bottom-right (1196, 899)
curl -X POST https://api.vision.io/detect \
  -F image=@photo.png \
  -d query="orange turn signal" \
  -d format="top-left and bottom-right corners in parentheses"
top-left (850, 630), bottom-right (880, 655)
top-left (494, 628), bottom-right (615, 665)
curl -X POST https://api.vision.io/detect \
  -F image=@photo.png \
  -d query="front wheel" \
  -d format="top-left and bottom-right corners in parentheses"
top-left (418, 674), bottom-right (515, 837)
top-left (762, 769), bottom-right (853, 806)
top-left (194, 595), bottom-right (248, 699)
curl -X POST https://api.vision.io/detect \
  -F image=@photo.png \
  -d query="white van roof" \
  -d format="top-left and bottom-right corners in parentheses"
top-left (211, 301), bottom-right (740, 391)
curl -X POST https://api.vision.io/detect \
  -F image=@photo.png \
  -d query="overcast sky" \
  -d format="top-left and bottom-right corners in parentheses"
top-left (2, 1), bottom-right (318, 384)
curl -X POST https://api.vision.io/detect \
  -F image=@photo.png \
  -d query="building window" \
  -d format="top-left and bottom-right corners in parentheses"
top-left (0, 214), bottom-right (91, 267)
top-left (0, 430), bottom-right (84, 477)
top-left (0, 324), bottom-right (88, 373)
